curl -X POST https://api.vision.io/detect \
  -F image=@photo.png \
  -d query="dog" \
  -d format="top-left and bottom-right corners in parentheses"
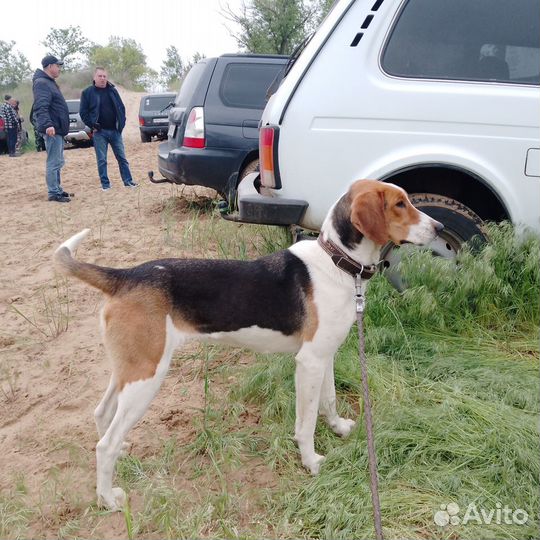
top-left (54, 179), bottom-right (443, 510)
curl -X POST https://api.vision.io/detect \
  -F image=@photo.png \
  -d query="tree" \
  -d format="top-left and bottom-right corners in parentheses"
top-left (161, 50), bottom-right (205, 91)
top-left (316, 0), bottom-right (336, 21)
top-left (160, 45), bottom-right (184, 88)
top-left (0, 40), bottom-right (31, 90)
top-left (223, 0), bottom-right (333, 55)
top-left (41, 26), bottom-right (91, 71)
top-left (88, 37), bottom-right (154, 90)
top-left (183, 52), bottom-right (205, 75)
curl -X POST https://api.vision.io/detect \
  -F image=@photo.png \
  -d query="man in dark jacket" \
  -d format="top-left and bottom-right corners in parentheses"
top-left (80, 67), bottom-right (137, 190)
top-left (32, 55), bottom-right (72, 203)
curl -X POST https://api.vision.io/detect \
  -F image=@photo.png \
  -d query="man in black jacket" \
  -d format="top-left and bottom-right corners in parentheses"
top-left (32, 55), bottom-right (72, 203)
top-left (80, 67), bottom-right (137, 190)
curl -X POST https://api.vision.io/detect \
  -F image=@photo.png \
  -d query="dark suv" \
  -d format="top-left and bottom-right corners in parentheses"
top-left (138, 92), bottom-right (176, 142)
top-left (155, 54), bottom-right (287, 200)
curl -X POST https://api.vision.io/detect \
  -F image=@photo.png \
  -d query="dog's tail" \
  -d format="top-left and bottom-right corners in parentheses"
top-left (54, 229), bottom-right (120, 295)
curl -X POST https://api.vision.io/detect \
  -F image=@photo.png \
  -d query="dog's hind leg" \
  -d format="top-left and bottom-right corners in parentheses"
top-left (94, 375), bottom-right (132, 457)
top-left (95, 316), bottom-right (182, 511)
top-left (95, 353), bottom-right (173, 511)
top-left (318, 358), bottom-right (356, 437)
top-left (94, 375), bottom-right (118, 439)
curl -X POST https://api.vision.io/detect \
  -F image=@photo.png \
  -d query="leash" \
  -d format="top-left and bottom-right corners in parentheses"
top-left (317, 234), bottom-right (383, 537)
top-left (355, 274), bottom-right (384, 540)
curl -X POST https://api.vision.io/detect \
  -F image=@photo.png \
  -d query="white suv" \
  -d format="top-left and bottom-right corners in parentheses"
top-left (234, 0), bottom-right (540, 262)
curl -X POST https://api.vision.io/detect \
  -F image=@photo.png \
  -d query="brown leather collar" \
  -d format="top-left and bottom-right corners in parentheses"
top-left (317, 236), bottom-right (378, 279)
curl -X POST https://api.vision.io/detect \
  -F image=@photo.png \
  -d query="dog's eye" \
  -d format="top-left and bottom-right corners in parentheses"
top-left (396, 201), bottom-right (406, 209)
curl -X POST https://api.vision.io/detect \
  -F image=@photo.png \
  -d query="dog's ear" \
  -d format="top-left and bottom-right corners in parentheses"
top-left (350, 189), bottom-right (389, 245)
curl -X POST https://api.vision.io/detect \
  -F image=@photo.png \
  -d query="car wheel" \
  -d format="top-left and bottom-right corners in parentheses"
top-left (381, 193), bottom-right (487, 290)
top-left (140, 131), bottom-right (151, 143)
top-left (226, 159), bottom-right (260, 211)
top-left (240, 159), bottom-right (259, 181)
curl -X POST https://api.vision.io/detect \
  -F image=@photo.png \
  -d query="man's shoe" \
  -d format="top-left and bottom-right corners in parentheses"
top-left (48, 195), bottom-right (71, 203)
top-left (101, 186), bottom-right (112, 191)
top-left (124, 182), bottom-right (138, 188)
top-left (62, 191), bottom-right (75, 197)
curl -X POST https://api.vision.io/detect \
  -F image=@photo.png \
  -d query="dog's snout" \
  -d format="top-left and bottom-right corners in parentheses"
top-left (434, 220), bottom-right (444, 235)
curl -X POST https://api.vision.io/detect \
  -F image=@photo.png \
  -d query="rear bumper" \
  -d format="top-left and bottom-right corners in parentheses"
top-left (65, 130), bottom-right (91, 142)
top-left (157, 142), bottom-right (247, 195)
top-left (140, 125), bottom-right (168, 136)
top-left (226, 172), bottom-right (308, 225)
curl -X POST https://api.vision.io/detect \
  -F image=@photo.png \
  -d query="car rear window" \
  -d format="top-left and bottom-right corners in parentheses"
top-left (143, 96), bottom-right (173, 112)
top-left (382, 0), bottom-right (540, 85)
top-left (175, 62), bottom-right (207, 108)
top-left (219, 63), bottom-right (285, 109)
top-left (67, 101), bottom-right (79, 114)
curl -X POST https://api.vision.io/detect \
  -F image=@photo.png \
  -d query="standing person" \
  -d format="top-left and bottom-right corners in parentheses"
top-left (0, 95), bottom-right (18, 157)
top-left (12, 99), bottom-right (24, 156)
top-left (32, 55), bottom-right (72, 203)
top-left (80, 67), bottom-right (138, 191)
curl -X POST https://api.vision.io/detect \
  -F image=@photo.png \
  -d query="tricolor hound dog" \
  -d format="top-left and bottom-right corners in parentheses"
top-left (54, 179), bottom-right (443, 510)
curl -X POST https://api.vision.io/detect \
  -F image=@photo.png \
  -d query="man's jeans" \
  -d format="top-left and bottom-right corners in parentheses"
top-left (93, 129), bottom-right (133, 188)
top-left (44, 134), bottom-right (65, 197)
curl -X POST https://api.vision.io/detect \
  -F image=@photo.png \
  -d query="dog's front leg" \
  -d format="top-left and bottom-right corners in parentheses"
top-left (294, 345), bottom-right (328, 475)
top-left (319, 358), bottom-right (356, 437)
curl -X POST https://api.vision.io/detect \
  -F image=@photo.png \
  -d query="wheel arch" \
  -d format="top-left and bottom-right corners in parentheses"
top-left (238, 150), bottom-right (259, 179)
top-left (380, 163), bottom-right (510, 223)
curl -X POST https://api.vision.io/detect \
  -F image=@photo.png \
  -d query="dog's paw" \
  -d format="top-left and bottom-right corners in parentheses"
top-left (331, 417), bottom-right (356, 438)
top-left (302, 453), bottom-right (326, 475)
top-left (97, 487), bottom-right (127, 512)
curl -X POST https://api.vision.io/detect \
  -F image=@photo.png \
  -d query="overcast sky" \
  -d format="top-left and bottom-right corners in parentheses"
top-left (4, 0), bottom-right (244, 72)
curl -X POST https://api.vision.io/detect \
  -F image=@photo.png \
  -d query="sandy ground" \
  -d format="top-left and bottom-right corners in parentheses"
top-left (0, 89), bottom-right (270, 538)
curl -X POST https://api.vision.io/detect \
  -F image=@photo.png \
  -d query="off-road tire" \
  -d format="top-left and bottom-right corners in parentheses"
top-left (382, 193), bottom-right (487, 289)
top-left (140, 131), bottom-right (151, 143)
top-left (227, 159), bottom-right (260, 211)
top-left (410, 193), bottom-right (486, 249)
top-left (240, 159), bottom-right (259, 181)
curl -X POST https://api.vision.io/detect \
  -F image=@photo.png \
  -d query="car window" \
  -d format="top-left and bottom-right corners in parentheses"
top-left (382, 0), bottom-right (540, 85)
top-left (67, 101), bottom-right (79, 114)
top-left (143, 96), bottom-right (173, 112)
top-left (175, 62), bottom-right (207, 107)
top-left (219, 63), bottom-right (285, 109)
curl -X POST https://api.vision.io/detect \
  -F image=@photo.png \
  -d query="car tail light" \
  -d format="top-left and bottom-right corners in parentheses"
top-left (259, 125), bottom-right (281, 188)
top-left (183, 107), bottom-right (205, 148)
top-left (138, 116), bottom-right (145, 126)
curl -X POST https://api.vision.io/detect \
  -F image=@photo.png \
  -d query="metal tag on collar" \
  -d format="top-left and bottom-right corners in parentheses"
top-left (355, 274), bottom-right (365, 313)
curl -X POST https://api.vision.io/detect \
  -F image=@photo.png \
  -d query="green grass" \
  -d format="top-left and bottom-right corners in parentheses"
top-left (234, 223), bottom-right (539, 539)
top-left (3, 215), bottom-right (538, 539)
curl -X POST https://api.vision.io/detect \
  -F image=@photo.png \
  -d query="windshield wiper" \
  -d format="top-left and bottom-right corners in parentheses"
top-left (159, 101), bottom-right (174, 114)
